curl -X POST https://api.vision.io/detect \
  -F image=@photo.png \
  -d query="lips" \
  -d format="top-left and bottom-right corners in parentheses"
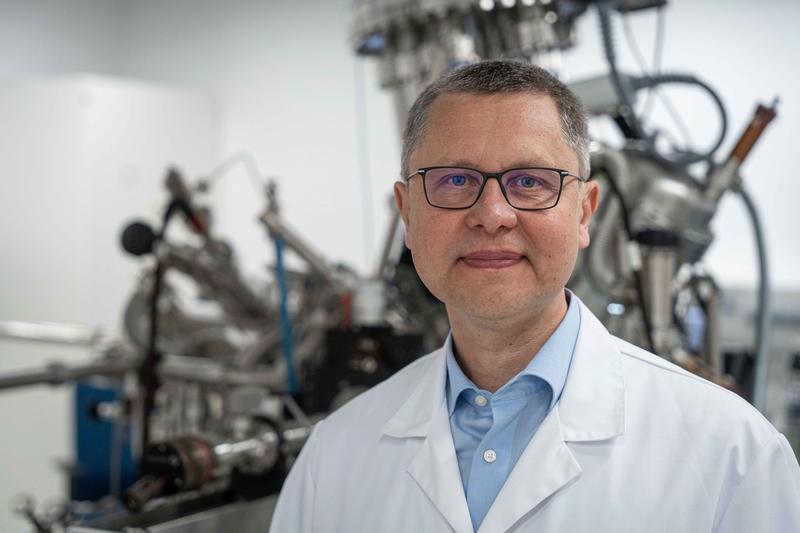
top-left (460, 250), bottom-right (524, 269)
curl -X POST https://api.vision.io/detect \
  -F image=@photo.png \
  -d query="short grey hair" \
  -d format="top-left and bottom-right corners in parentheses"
top-left (401, 60), bottom-right (590, 179)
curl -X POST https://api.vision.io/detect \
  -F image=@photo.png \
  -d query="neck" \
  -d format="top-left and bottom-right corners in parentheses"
top-left (447, 292), bottom-right (568, 393)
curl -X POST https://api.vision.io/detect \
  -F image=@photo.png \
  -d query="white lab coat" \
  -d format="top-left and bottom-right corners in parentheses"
top-left (270, 298), bottom-right (800, 532)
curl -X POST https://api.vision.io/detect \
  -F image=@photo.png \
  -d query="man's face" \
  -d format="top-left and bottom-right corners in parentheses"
top-left (394, 92), bottom-right (599, 325)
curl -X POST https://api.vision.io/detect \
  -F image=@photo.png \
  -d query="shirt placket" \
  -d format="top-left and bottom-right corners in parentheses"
top-left (464, 389), bottom-right (521, 529)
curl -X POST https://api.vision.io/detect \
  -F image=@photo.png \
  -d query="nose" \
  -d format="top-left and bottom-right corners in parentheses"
top-left (465, 178), bottom-right (518, 234)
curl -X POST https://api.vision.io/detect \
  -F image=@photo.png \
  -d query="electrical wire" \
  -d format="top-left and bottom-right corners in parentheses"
top-left (736, 184), bottom-right (772, 411)
top-left (620, 12), bottom-right (652, 75)
top-left (633, 73), bottom-right (728, 165)
top-left (642, 5), bottom-right (666, 121)
top-left (140, 200), bottom-right (181, 449)
top-left (596, 0), bottom-right (648, 141)
top-left (621, 8), bottom-right (693, 148)
top-left (605, 3), bottom-right (726, 166)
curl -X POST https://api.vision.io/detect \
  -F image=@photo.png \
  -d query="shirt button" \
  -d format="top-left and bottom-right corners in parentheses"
top-left (483, 449), bottom-right (497, 463)
top-left (475, 395), bottom-right (488, 407)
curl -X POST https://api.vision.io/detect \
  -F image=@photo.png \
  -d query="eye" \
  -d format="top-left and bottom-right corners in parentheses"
top-left (448, 174), bottom-right (468, 186)
top-left (435, 172), bottom-right (478, 188)
top-left (505, 170), bottom-right (559, 192)
top-left (508, 174), bottom-right (544, 189)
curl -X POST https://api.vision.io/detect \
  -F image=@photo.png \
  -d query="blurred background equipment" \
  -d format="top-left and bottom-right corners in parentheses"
top-left (0, 159), bottom-right (438, 531)
top-left (0, 0), bottom-right (796, 531)
top-left (352, 0), bottom-right (779, 403)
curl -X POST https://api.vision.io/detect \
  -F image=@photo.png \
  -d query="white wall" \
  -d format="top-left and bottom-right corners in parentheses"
top-left (2, 1), bottom-right (798, 286)
top-left (0, 0), bottom-right (798, 530)
top-left (111, 0), bottom-right (399, 277)
top-left (0, 76), bottom-right (217, 531)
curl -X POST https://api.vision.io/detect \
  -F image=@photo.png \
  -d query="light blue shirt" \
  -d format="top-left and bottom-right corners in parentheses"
top-left (445, 293), bottom-right (581, 531)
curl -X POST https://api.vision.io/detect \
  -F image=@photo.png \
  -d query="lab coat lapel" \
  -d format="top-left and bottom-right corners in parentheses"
top-left (557, 298), bottom-right (625, 443)
top-left (407, 401), bottom-right (474, 533)
top-left (382, 350), bottom-right (474, 533)
top-left (380, 300), bottom-right (625, 533)
top-left (479, 298), bottom-right (626, 532)
top-left (478, 407), bottom-right (581, 533)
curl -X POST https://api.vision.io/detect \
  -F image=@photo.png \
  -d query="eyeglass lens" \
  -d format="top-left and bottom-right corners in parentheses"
top-left (423, 167), bottom-right (562, 209)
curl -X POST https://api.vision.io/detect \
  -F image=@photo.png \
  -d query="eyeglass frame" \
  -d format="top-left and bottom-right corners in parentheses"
top-left (404, 165), bottom-right (590, 211)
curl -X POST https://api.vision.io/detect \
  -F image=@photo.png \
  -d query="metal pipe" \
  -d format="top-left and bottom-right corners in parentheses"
top-left (0, 351), bottom-right (294, 392)
top-left (705, 100), bottom-right (778, 204)
top-left (0, 357), bottom-right (136, 391)
top-left (0, 320), bottom-right (104, 346)
top-left (642, 246), bottom-right (677, 356)
top-left (158, 354), bottom-right (288, 390)
top-left (259, 210), bottom-right (341, 289)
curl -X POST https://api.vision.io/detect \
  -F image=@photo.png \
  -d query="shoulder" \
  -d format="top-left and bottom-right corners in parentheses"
top-left (315, 349), bottom-right (441, 438)
top-left (612, 335), bottom-right (779, 450)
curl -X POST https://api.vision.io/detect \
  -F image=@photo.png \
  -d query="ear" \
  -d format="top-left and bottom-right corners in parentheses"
top-left (578, 180), bottom-right (600, 249)
top-left (393, 181), bottom-right (413, 248)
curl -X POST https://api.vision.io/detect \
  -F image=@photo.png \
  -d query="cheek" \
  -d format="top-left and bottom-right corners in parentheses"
top-left (407, 206), bottom-right (446, 251)
top-left (524, 214), bottom-right (581, 269)
top-left (405, 213), bottom-right (435, 270)
top-left (404, 210), bottom-right (421, 251)
top-left (405, 212), bottom-right (457, 287)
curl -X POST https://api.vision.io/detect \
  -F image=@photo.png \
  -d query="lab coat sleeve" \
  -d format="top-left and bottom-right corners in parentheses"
top-left (269, 421), bottom-right (323, 533)
top-left (713, 432), bottom-right (800, 532)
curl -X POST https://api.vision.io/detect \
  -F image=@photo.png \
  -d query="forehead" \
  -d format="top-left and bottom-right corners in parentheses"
top-left (413, 92), bottom-right (578, 172)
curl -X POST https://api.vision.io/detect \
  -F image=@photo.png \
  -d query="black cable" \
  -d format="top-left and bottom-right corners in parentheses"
top-left (139, 200), bottom-right (180, 450)
top-left (633, 73), bottom-right (729, 165)
top-left (596, 0), bottom-right (648, 141)
top-left (621, 8), bottom-right (693, 148)
top-left (601, 3), bottom-right (727, 167)
top-left (596, 169), bottom-right (656, 353)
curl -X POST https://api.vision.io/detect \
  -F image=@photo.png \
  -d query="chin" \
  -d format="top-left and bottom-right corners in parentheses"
top-left (450, 292), bottom-right (536, 320)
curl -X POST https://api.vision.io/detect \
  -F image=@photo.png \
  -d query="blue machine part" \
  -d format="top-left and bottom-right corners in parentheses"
top-left (72, 381), bottom-right (138, 501)
top-left (274, 236), bottom-right (299, 393)
top-left (683, 303), bottom-right (707, 353)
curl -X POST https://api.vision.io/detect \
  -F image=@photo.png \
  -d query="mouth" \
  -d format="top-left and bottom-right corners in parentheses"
top-left (460, 250), bottom-right (525, 269)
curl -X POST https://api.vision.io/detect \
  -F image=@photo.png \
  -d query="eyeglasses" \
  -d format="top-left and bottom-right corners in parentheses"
top-left (405, 166), bottom-right (588, 211)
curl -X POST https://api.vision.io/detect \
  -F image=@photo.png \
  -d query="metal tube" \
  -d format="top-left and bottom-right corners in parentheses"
top-left (701, 281), bottom-right (723, 376)
top-left (259, 211), bottom-right (340, 289)
top-left (158, 355), bottom-right (287, 390)
top-left (213, 433), bottom-right (278, 471)
top-left (705, 101), bottom-right (778, 204)
top-left (0, 357), bottom-right (136, 391)
top-left (643, 248), bottom-right (677, 356)
top-left (0, 320), bottom-right (103, 346)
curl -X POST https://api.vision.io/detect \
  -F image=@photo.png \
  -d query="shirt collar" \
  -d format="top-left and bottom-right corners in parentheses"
top-left (445, 290), bottom-right (581, 415)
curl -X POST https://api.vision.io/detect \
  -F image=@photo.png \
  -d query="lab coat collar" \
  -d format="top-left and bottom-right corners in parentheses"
top-left (381, 295), bottom-right (625, 532)
top-left (381, 346), bottom-right (448, 439)
top-left (382, 349), bottom-right (474, 532)
top-left (479, 298), bottom-right (625, 532)
top-left (381, 296), bottom-right (625, 442)
top-left (557, 296), bottom-right (625, 442)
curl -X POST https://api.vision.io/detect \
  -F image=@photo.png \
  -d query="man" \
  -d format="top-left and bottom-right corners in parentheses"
top-left (270, 61), bottom-right (800, 532)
